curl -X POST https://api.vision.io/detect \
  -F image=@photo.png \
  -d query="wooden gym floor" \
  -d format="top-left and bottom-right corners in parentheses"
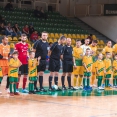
top-left (0, 73), bottom-right (117, 117)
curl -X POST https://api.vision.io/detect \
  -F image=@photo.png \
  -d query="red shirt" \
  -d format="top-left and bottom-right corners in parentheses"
top-left (30, 33), bottom-right (38, 40)
top-left (15, 42), bottom-right (29, 64)
top-left (23, 27), bottom-right (29, 33)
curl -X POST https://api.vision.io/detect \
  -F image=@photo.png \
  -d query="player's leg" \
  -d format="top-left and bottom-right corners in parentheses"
top-left (48, 71), bottom-right (54, 91)
top-left (9, 77), bottom-right (14, 96)
top-left (86, 72), bottom-right (92, 90)
top-left (61, 72), bottom-right (66, 90)
top-left (91, 72), bottom-right (96, 87)
top-left (83, 72), bottom-right (87, 90)
top-left (14, 78), bottom-right (19, 95)
top-left (22, 64), bottom-right (28, 93)
top-left (113, 76), bottom-right (116, 88)
top-left (29, 78), bottom-right (32, 94)
top-left (0, 77), bottom-right (3, 94)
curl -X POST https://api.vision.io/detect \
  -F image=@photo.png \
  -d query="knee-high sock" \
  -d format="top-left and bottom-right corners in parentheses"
top-left (67, 76), bottom-right (71, 87)
top-left (91, 74), bottom-right (95, 85)
top-left (6, 77), bottom-right (9, 89)
top-left (113, 78), bottom-right (116, 86)
top-left (87, 78), bottom-right (90, 87)
top-left (16, 76), bottom-right (20, 89)
top-left (34, 80), bottom-right (37, 89)
top-left (78, 77), bottom-right (82, 86)
top-left (105, 79), bottom-right (108, 87)
top-left (61, 76), bottom-right (65, 86)
top-left (54, 77), bottom-right (58, 85)
top-left (9, 83), bottom-right (12, 93)
top-left (39, 76), bottom-right (43, 89)
top-left (49, 76), bottom-right (53, 88)
top-left (32, 83), bottom-right (34, 91)
top-left (23, 77), bottom-right (27, 89)
top-left (29, 82), bottom-right (31, 91)
top-left (73, 76), bottom-right (77, 87)
top-left (13, 83), bottom-right (16, 93)
top-left (116, 79), bottom-right (117, 86)
top-left (83, 78), bottom-right (86, 87)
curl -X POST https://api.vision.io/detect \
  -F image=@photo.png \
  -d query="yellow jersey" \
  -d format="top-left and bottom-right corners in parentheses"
top-left (89, 45), bottom-right (97, 56)
top-left (9, 58), bottom-right (21, 77)
top-left (113, 44), bottom-right (117, 54)
top-left (102, 46), bottom-right (113, 55)
top-left (28, 59), bottom-right (38, 77)
top-left (104, 59), bottom-right (112, 74)
top-left (113, 60), bottom-right (117, 76)
top-left (83, 55), bottom-right (93, 71)
top-left (73, 47), bottom-right (83, 59)
top-left (95, 60), bottom-right (105, 76)
top-left (0, 67), bottom-right (3, 77)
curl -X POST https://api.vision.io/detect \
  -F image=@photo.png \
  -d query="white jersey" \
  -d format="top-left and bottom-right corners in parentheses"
top-left (81, 44), bottom-right (91, 55)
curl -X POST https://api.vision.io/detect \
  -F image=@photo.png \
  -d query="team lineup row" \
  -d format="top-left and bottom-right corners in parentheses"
top-left (0, 32), bottom-right (117, 96)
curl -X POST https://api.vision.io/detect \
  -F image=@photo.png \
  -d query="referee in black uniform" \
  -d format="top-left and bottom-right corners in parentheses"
top-left (48, 36), bottom-right (66, 91)
top-left (33, 31), bottom-right (49, 92)
top-left (61, 38), bottom-right (75, 90)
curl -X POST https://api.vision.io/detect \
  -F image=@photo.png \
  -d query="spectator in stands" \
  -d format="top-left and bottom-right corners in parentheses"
top-left (22, 24), bottom-right (29, 37)
top-left (5, 23), bottom-right (16, 37)
top-left (12, 23), bottom-right (22, 36)
top-left (29, 24), bottom-right (34, 35)
top-left (5, 1), bottom-right (13, 11)
top-left (0, 23), bottom-right (6, 35)
top-left (0, 15), bottom-right (6, 25)
top-left (40, 7), bottom-right (47, 19)
top-left (30, 30), bottom-right (38, 43)
top-left (34, 6), bottom-right (41, 18)
top-left (87, 34), bottom-right (93, 44)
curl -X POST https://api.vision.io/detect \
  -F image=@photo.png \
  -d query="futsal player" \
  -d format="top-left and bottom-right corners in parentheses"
top-left (0, 36), bottom-right (10, 93)
top-left (90, 40), bottom-right (98, 87)
top-left (73, 39), bottom-right (83, 89)
top-left (15, 34), bottom-right (29, 93)
top-left (48, 36), bottom-right (66, 91)
top-left (33, 31), bottom-right (49, 92)
top-left (61, 38), bottom-right (75, 90)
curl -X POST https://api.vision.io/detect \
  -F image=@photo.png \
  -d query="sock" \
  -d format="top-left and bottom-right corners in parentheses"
top-left (16, 76), bottom-right (20, 89)
top-left (73, 76), bottom-right (77, 87)
top-left (61, 76), bottom-right (65, 87)
top-left (87, 78), bottom-right (90, 87)
top-left (6, 77), bottom-right (9, 89)
top-left (105, 79), bottom-right (107, 87)
top-left (67, 76), bottom-right (71, 87)
top-left (32, 83), bottom-right (34, 91)
top-left (9, 83), bottom-right (12, 93)
top-left (116, 79), bottom-right (117, 86)
top-left (54, 77), bottom-right (58, 85)
top-left (97, 79), bottom-right (100, 87)
top-left (78, 77), bottom-right (82, 86)
top-left (34, 80), bottom-right (37, 89)
top-left (29, 82), bottom-right (31, 91)
top-left (91, 74), bottom-right (95, 85)
top-left (107, 79), bottom-right (109, 87)
top-left (100, 78), bottom-right (102, 87)
top-left (49, 76), bottom-right (53, 88)
top-left (113, 79), bottom-right (116, 86)
top-left (23, 77), bottom-right (27, 89)
top-left (13, 83), bottom-right (16, 93)
top-left (39, 76), bottom-right (43, 89)
top-left (83, 78), bottom-right (86, 87)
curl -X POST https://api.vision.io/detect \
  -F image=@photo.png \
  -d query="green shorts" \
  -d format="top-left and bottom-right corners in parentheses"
top-left (75, 59), bottom-right (82, 66)
top-left (84, 72), bottom-right (91, 77)
top-left (96, 76), bottom-right (103, 79)
top-left (29, 77), bottom-right (37, 81)
top-left (0, 77), bottom-right (3, 82)
top-left (9, 77), bottom-right (18, 83)
top-left (105, 74), bottom-right (111, 78)
top-left (114, 75), bottom-right (117, 78)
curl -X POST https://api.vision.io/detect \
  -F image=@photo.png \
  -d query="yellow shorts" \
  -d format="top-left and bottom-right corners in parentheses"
top-left (92, 63), bottom-right (96, 73)
top-left (73, 66), bottom-right (84, 75)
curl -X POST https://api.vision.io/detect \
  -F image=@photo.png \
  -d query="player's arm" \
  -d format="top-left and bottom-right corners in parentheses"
top-left (9, 60), bottom-right (18, 68)
top-left (83, 62), bottom-right (88, 72)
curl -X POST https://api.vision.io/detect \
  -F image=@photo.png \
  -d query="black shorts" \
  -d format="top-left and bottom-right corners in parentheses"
top-left (49, 59), bottom-right (60, 72)
top-left (62, 60), bottom-right (73, 73)
top-left (37, 60), bottom-right (46, 72)
top-left (19, 64), bottom-right (28, 75)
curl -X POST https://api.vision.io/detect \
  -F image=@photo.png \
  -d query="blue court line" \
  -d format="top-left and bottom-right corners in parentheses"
top-left (90, 113), bottom-right (117, 117)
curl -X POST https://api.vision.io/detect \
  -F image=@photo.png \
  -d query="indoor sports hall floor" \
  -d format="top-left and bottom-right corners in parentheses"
top-left (0, 73), bottom-right (117, 117)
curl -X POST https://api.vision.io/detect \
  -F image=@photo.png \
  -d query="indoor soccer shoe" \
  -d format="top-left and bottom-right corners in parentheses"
top-left (102, 84), bottom-right (105, 88)
top-left (98, 86), bottom-right (104, 90)
top-left (14, 92), bottom-right (20, 95)
top-left (39, 88), bottom-right (47, 92)
top-left (108, 84), bottom-right (112, 87)
top-left (68, 86), bottom-right (76, 90)
top-left (16, 89), bottom-right (19, 93)
top-left (83, 86), bottom-right (88, 91)
top-left (48, 87), bottom-right (55, 91)
top-left (56, 87), bottom-right (62, 91)
top-left (62, 85), bottom-right (67, 90)
top-left (31, 91), bottom-right (36, 94)
top-left (34, 88), bottom-right (40, 92)
top-left (87, 86), bottom-right (92, 91)
top-left (10, 93), bottom-right (14, 96)
top-left (22, 89), bottom-right (29, 93)
top-left (74, 86), bottom-right (79, 90)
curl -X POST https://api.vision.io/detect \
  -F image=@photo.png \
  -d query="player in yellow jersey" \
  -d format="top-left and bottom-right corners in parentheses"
top-left (113, 54), bottom-right (117, 88)
top-left (73, 40), bottom-right (83, 89)
top-left (95, 53), bottom-right (105, 90)
top-left (28, 51), bottom-right (40, 94)
top-left (82, 48), bottom-right (93, 90)
top-left (9, 51), bottom-right (22, 96)
top-left (102, 41), bottom-right (113, 56)
top-left (104, 52), bottom-right (112, 89)
top-left (89, 40), bottom-right (98, 87)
